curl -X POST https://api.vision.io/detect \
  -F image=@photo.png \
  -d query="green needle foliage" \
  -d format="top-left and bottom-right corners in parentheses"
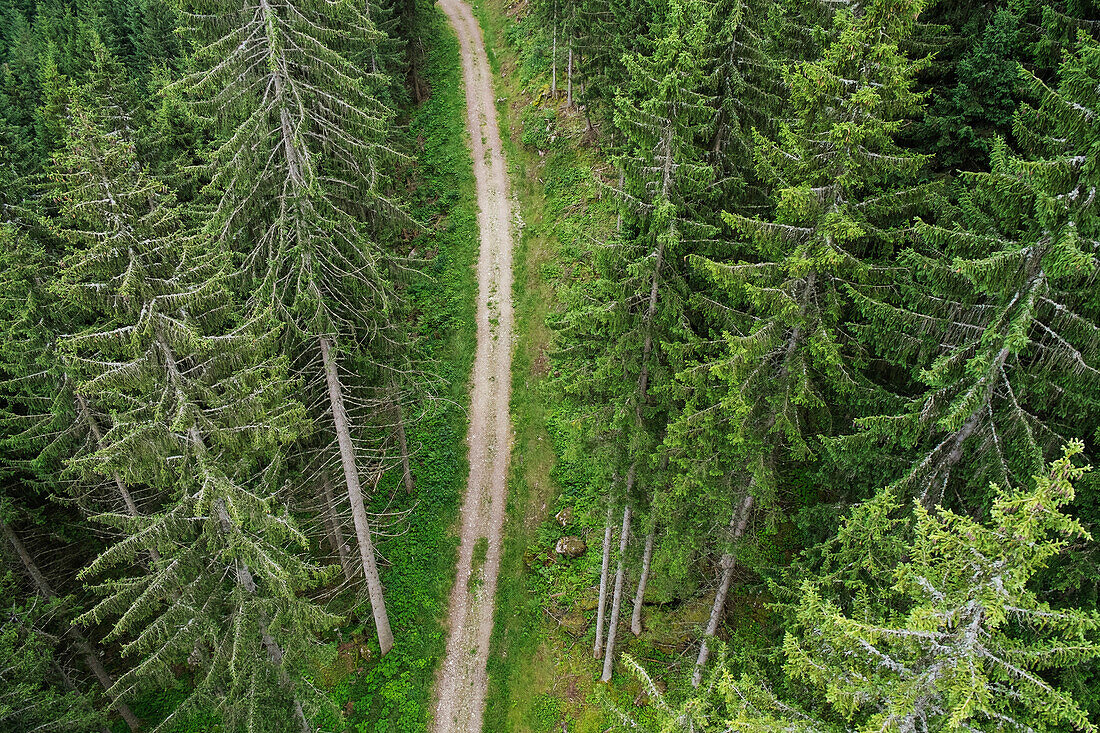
top-left (173, 0), bottom-right (407, 342)
top-left (49, 43), bottom-right (334, 730)
top-left (0, 576), bottom-right (103, 733)
top-left (172, 0), bottom-right (425, 661)
top-left (621, 443), bottom-right (1100, 732)
top-left (701, 0), bottom-right (784, 208)
top-left (842, 32), bottom-right (1100, 512)
top-left (918, 6), bottom-right (1023, 172)
top-left (787, 442), bottom-right (1100, 733)
top-left (674, 0), bottom-right (934, 517)
top-left (4, 0), bottom-right (1100, 725)
top-left (513, 0), bottom-right (1100, 718)
top-left (552, 0), bottom-right (715, 522)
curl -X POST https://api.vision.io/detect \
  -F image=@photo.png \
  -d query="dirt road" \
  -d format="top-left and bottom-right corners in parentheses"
top-left (432, 1), bottom-right (515, 731)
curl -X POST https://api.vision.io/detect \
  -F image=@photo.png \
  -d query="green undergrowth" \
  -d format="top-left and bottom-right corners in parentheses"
top-left (465, 1), bottom-right (788, 731)
top-left (462, 0), bottom-right (628, 730)
top-left (118, 7), bottom-right (479, 732)
top-left (326, 8), bottom-right (479, 733)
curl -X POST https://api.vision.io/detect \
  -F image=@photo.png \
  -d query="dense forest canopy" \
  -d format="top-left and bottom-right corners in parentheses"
top-left (0, 0), bottom-right (1099, 727)
top-left (530, 0), bottom-right (1100, 725)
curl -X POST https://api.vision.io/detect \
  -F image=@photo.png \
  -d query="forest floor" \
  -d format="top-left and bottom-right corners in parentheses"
top-left (455, 1), bottom-right (776, 731)
top-left (430, 0), bottom-right (517, 731)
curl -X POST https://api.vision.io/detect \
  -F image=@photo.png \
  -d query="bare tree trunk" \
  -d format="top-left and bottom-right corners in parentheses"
top-left (616, 169), bottom-right (625, 232)
top-left (566, 41), bottom-right (573, 106)
top-left (634, 242), bottom-right (664, 411)
top-left (577, 53), bottom-right (583, 101)
top-left (600, 502), bottom-right (631, 682)
top-left (214, 501), bottom-right (311, 733)
top-left (592, 503), bottom-right (614, 658)
top-left (319, 336), bottom-right (394, 655)
top-left (1, 521), bottom-right (142, 732)
top-left (320, 472), bottom-right (355, 583)
top-left (551, 18), bottom-right (557, 98)
top-left (692, 492), bottom-right (754, 687)
top-left (629, 531), bottom-right (653, 635)
top-left (362, 0), bottom-right (378, 76)
top-left (630, 455), bottom-right (667, 635)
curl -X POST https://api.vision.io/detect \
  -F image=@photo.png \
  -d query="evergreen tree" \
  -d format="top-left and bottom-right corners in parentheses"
top-left (842, 32), bottom-right (1100, 512)
top-left (0, 572), bottom-right (104, 733)
top-left (918, 7), bottom-right (1022, 172)
top-left (0, 11), bottom-right (39, 175)
top-left (127, 0), bottom-right (180, 78)
top-left (172, 0), bottom-right (418, 654)
top-left (50, 52), bottom-right (336, 729)
top-left (552, 0), bottom-right (715, 678)
top-left (619, 443), bottom-right (1100, 733)
top-left (0, 516), bottom-right (143, 732)
top-left (672, 0), bottom-right (935, 683)
top-left (700, 0), bottom-right (783, 207)
top-left (1032, 0), bottom-right (1100, 74)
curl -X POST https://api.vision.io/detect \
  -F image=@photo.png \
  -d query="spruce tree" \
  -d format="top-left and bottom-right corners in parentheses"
top-left (842, 32), bottom-right (1100, 511)
top-left (50, 52), bottom-right (335, 730)
top-left (918, 7), bottom-right (1022, 172)
top-left (700, 0), bottom-right (783, 208)
top-left (0, 576), bottom-right (104, 733)
top-left (673, 0), bottom-right (934, 683)
top-left (552, 0), bottom-right (715, 678)
top-left (0, 516), bottom-right (144, 732)
top-left (172, 0), bottom-right (419, 654)
top-left (784, 442), bottom-right (1100, 733)
top-left (617, 444), bottom-right (1100, 733)
top-left (0, 11), bottom-right (39, 175)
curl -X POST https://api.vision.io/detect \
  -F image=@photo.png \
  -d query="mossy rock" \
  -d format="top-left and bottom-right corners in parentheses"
top-left (554, 535), bottom-right (587, 558)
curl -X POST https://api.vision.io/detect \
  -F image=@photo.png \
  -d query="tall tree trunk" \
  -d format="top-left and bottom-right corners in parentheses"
top-left (692, 492), bottom-right (754, 687)
top-left (616, 169), bottom-right (625, 232)
top-left (598, 231), bottom-right (664, 672)
top-left (361, 0), bottom-right (378, 75)
top-left (634, 240), bottom-right (665, 418)
top-left (214, 501), bottom-right (311, 733)
top-left (1, 521), bottom-right (143, 732)
top-left (600, 501), bottom-right (632, 682)
top-left (77, 395), bottom-right (137, 514)
top-left (630, 455), bottom-right (667, 635)
top-left (319, 336), bottom-right (394, 654)
top-left (592, 503), bottom-right (614, 658)
top-left (566, 41), bottom-right (573, 106)
top-left (551, 17), bottom-right (557, 98)
top-left (577, 53), bottom-right (583, 101)
top-left (629, 531), bottom-right (653, 635)
top-left (320, 472), bottom-right (355, 583)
